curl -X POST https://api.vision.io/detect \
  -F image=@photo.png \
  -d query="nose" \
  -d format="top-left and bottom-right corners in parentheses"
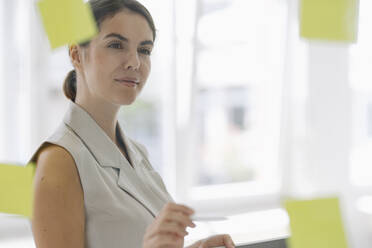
top-left (124, 50), bottom-right (140, 71)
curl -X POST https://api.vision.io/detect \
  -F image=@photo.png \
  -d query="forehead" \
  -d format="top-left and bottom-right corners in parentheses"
top-left (98, 9), bottom-right (153, 42)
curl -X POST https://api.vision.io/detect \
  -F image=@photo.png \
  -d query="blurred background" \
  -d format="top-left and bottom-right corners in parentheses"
top-left (0, 0), bottom-right (371, 247)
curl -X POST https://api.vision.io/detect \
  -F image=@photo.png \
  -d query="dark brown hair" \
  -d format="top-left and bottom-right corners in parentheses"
top-left (63, 0), bottom-right (156, 102)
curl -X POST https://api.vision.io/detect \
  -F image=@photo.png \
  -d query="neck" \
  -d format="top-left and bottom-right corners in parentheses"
top-left (75, 97), bottom-right (120, 143)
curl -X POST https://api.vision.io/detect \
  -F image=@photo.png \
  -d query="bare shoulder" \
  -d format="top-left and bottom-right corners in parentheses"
top-left (35, 144), bottom-right (80, 184)
top-left (34, 144), bottom-right (83, 194)
top-left (33, 144), bottom-right (85, 248)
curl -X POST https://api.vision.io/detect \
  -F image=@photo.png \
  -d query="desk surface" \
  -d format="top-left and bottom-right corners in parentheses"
top-left (236, 238), bottom-right (287, 248)
top-left (184, 209), bottom-right (289, 247)
top-left (214, 238), bottom-right (287, 248)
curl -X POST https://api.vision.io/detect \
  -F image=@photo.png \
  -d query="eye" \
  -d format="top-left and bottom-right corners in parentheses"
top-left (138, 47), bottom-right (152, 55)
top-left (108, 42), bottom-right (123, 49)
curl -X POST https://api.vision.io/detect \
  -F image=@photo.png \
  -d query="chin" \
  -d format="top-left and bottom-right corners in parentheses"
top-left (109, 89), bottom-right (141, 106)
top-left (115, 96), bottom-right (137, 106)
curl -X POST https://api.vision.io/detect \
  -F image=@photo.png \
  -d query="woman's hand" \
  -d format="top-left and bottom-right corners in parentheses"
top-left (191, 234), bottom-right (235, 248)
top-left (143, 202), bottom-right (196, 248)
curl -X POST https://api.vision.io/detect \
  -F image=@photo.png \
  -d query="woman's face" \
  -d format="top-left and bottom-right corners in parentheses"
top-left (78, 9), bottom-right (153, 105)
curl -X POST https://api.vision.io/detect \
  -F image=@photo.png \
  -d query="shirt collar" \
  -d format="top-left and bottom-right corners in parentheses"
top-left (63, 101), bottom-right (143, 169)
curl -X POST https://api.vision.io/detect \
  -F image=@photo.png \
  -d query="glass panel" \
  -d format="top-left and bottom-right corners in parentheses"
top-left (349, 0), bottom-right (372, 186)
top-left (194, 0), bottom-right (286, 186)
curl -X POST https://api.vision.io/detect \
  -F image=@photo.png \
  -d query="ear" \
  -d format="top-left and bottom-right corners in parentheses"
top-left (69, 44), bottom-right (83, 70)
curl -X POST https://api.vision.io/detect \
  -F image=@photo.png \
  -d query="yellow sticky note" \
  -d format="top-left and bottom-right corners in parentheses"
top-left (284, 197), bottom-right (348, 248)
top-left (37, 0), bottom-right (98, 49)
top-left (0, 163), bottom-right (36, 218)
top-left (300, 0), bottom-right (359, 42)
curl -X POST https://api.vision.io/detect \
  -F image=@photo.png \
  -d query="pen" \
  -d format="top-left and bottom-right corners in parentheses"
top-left (191, 215), bottom-right (228, 221)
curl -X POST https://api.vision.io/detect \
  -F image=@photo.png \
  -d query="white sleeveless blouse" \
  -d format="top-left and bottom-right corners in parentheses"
top-left (31, 101), bottom-right (174, 248)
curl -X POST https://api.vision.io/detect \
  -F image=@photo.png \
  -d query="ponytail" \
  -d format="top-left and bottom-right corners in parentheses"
top-left (63, 70), bottom-right (77, 102)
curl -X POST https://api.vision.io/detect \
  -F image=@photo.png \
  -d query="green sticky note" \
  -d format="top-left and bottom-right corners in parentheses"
top-left (285, 197), bottom-right (348, 248)
top-left (0, 163), bottom-right (36, 218)
top-left (300, 0), bottom-right (359, 42)
top-left (37, 0), bottom-right (98, 49)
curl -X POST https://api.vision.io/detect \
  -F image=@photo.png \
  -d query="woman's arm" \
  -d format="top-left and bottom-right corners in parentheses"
top-left (32, 145), bottom-right (85, 248)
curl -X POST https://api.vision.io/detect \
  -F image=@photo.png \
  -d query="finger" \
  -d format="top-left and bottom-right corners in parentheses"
top-left (199, 234), bottom-right (235, 248)
top-left (161, 210), bottom-right (196, 228)
top-left (164, 202), bottom-right (195, 216)
top-left (156, 221), bottom-right (189, 238)
top-left (223, 234), bottom-right (235, 248)
top-left (144, 232), bottom-right (183, 248)
top-left (147, 214), bottom-right (191, 240)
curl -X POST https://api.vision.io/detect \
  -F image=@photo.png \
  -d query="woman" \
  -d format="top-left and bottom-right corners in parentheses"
top-left (30, 0), bottom-right (235, 247)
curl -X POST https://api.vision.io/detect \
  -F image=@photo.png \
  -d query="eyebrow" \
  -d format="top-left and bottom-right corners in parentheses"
top-left (104, 33), bottom-right (153, 46)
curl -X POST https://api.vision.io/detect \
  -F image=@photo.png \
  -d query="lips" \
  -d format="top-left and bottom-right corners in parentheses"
top-left (114, 78), bottom-right (140, 84)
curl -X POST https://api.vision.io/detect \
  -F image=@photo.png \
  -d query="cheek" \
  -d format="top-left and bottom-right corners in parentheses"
top-left (85, 50), bottom-right (103, 77)
top-left (141, 58), bottom-right (151, 79)
top-left (94, 50), bottom-right (114, 71)
top-left (89, 50), bottom-right (119, 84)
